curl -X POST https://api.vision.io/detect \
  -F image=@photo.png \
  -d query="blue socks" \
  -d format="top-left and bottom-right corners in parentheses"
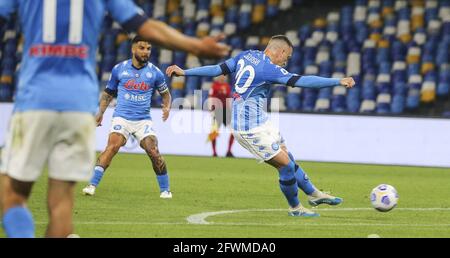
top-left (288, 152), bottom-right (316, 195)
top-left (3, 206), bottom-right (35, 238)
top-left (89, 165), bottom-right (170, 193)
top-left (278, 161), bottom-right (300, 208)
top-left (156, 172), bottom-right (170, 192)
top-left (90, 166), bottom-right (105, 186)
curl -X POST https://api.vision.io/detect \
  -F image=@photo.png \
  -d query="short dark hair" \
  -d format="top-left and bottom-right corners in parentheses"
top-left (270, 35), bottom-right (293, 48)
top-left (132, 35), bottom-right (151, 45)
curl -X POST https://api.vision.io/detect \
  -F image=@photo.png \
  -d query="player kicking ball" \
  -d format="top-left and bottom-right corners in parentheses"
top-left (83, 36), bottom-right (172, 199)
top-left (166, 35), bottom-right (355, 216)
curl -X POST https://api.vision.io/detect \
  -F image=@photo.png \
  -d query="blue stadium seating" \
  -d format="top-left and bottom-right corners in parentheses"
top-left (1, 0), bottom-right (449, 117)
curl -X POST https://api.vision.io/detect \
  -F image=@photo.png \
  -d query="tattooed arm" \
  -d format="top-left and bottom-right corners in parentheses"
top-left (160, 90), bottom-right (171, 122)
top-left (96, 90), bottom-right (115, 126)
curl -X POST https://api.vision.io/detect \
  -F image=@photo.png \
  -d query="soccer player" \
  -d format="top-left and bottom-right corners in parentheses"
top-left (82, 36), bottom-right (172, 198)
top-left (0, 0), bottom-right (229, 238)
top-left (166, 35), bottom-right (355, 217)
top-left (208, 75), bottom-right (234, 157)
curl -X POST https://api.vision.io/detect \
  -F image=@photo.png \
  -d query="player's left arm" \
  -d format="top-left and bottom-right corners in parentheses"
top-left (160, 90), bottom-right (171, 122)
top-left (264, 64), bottom-right (355, 89)
top-left (155, 69), bottom-right (171, 122)
top-left (288, 75), bottom-right (355, 89)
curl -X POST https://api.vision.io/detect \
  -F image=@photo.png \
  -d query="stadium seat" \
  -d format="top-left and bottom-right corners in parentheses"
top-left (2, 0), bottom-right (450, 118)
top-left (0, 83), bottom-right (13, 102)
top-left (286, 85), bottom-right (302, 111)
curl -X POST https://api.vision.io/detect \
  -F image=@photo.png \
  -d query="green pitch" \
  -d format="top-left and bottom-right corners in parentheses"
top-left (1, 154), bottom-right (450, 238)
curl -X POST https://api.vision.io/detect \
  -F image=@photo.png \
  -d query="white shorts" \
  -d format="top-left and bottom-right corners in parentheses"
top-left (1, 111), bottom-right (96, 182)
top-left (110, 117), bottom-right (157, 143)
top-left (233, 121), bottom-right (286, 162)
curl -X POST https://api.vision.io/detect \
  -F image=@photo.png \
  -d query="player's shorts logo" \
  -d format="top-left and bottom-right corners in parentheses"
top-left (113, 125), bottom-right (122, 130)
top-left (271, 143), bottom-right (280, 151)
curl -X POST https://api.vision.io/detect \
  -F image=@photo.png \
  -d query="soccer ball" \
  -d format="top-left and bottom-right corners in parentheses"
top-left (370, 184), bottom-right (399, 212)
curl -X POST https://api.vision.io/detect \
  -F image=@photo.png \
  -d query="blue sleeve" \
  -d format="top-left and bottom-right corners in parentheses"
top-left (107, 0), bottom-right (148, 32)
top-left (0, 0), bottom-right (17, 20)
top-left (155, 69), bottom-right (169, 93)
top-left (294, 76), bottom-right (341, 88)
top-left (264, 63), bottom-right (341, 88)
top-left (185, 65), bottom-right (224, 77)
top-left (184, 55), bottom-right (239, 77)
top-left (106, 65), bottom-right (120, 92)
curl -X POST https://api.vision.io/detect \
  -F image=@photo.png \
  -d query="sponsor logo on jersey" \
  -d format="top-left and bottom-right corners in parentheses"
top-left (29, 44), bottom-right (89, 59)
top-left (124, 93), bottom-right (147, 102)
top-left (124, 79), bottom-right (150, 91)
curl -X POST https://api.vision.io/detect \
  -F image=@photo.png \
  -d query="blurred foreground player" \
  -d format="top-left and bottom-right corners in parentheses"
top-left (0, 0), bottom-right (229, 238)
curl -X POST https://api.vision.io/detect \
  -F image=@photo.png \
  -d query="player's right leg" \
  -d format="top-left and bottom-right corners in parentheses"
top-left (266, 152), bottom-right (319, 217)
top-left (82, 132), bottom-right (126, 196)
top-left (1, 111), bottom-right (57, 237)
top-left (233, 125), bottom-right (318, 217)
top-left (2, 177), bottom-right (35, 237)
top-left (280, 145), bottom-right (342, 206)
top-left (83, 117), bottom-right (128, 196)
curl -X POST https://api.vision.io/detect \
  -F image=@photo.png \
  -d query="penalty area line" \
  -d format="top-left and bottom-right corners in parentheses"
top-left (186, 207), bottom-right (450, 225)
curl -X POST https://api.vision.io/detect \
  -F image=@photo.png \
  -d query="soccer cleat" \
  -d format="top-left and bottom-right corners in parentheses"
top-left (226, 151), bottom-right (234, 158)
top-left (288, 205), bottom-right (320, 217)
top-left (308, 192), bottom-right (343, 207)
top-left (82, 185), bottom-right (96, 196)
top-left (160, 191), bottom-right (172, 199)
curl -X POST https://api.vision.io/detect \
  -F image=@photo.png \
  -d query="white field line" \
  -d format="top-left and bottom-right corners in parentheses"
top-left (1, 208), bottom-right (449, 227)
top-left (186, 207), bottom-right (450, 225)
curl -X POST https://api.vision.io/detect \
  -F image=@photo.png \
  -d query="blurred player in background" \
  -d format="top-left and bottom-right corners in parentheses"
top-left (167, 35), bottom-right (355, 217)
top-left (208, 75), bottom-right (234, 157)
top-left (82, 36), bottom-right (173, 199)
top-left (0, 0), bottom-right (229, 238)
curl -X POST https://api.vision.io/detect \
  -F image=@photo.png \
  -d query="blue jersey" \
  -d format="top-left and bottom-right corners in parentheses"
top-left (0, 0), bottom-right (147, 114)
top-left (106, 60), bottom-right (168, 121)
top-left (222, 50), bottom-right (301, 131)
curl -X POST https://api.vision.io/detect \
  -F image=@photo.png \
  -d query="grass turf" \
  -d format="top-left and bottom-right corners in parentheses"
top-left (1, 153), bottom-right (449, 238)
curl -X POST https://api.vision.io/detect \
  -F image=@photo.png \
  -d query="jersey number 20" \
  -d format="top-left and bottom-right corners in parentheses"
top-left (43, 0), bottom-right (84, 44)
top-left (234, 59), bottom-right (255, 94)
